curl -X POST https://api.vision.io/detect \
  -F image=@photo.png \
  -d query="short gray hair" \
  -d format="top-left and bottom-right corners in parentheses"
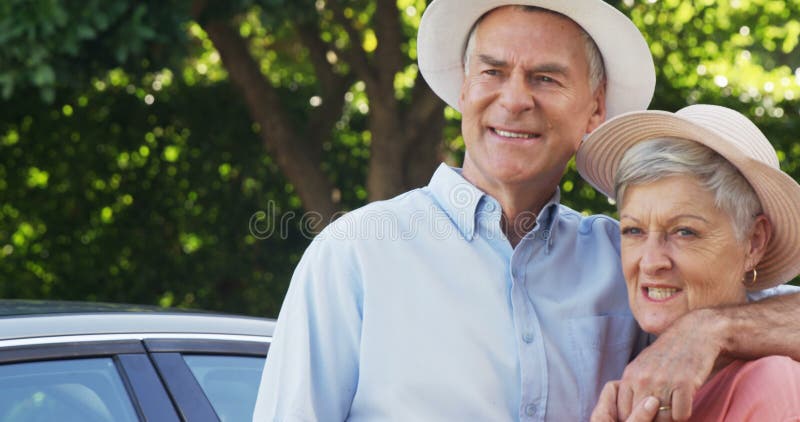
top-left (462, 5), bottom-right (606, 92)
top-left (615, 137), bottom-right (762, 241)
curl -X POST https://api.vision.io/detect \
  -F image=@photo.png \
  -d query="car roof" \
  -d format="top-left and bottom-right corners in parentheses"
top-left (0, 299), bottom-right (275, 343)
top-left (0, 299), bottom-right (190, 316)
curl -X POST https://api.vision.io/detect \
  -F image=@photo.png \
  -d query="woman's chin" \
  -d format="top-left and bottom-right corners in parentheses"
top-left (638, 316), bottom-right (679, 337)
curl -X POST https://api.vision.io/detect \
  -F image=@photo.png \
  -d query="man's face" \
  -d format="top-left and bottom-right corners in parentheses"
top-left (459, 6), bottom-right (606, 194)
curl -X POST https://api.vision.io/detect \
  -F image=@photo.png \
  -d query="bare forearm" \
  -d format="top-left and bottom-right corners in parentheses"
top-left (711, 291), bottom-right (800, 360)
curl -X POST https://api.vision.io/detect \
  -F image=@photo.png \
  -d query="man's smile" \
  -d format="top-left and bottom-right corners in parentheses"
top-left (490, 127), bottom-right (541, 139)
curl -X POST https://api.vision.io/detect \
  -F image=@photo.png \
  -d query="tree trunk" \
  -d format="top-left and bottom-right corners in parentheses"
top-left (194, 5), bottom-right (339, 230)
top-left (194, 0), bottom-right (447, 227)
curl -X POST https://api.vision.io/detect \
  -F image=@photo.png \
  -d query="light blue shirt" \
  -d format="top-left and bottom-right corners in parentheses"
top-left (254, 163), bottom-right (648, 421)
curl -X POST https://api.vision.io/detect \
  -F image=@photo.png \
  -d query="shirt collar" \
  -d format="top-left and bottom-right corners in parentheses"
top-left (427, 163), bottom-right (563, 243)
top-left (428, 164), bottom-right (485, 240)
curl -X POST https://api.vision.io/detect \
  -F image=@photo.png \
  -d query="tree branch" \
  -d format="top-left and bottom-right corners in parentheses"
top-left (295, 20), bottom-right (355, 142)
top-left (326, 0), bottom-right (378, 90)
top-left (372, 0), bottom-right (404, 88)
top-left (193, 2), bottom-right (339, 223)
top-left (405, 76), bottom-right (445, 140)
top-left (296, 21), bottom-right (340, 98)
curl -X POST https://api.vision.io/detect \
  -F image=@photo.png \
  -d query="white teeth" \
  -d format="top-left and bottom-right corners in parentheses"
top-left (646, 287), bottom-right (678, 300)
top-left (494, 129), bottom-right (536, 139)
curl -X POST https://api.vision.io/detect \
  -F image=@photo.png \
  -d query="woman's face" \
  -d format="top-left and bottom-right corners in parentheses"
top-left (619, 175), bottom-right (751, 335)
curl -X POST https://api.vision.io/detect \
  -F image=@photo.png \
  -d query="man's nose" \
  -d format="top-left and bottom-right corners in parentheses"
top-left (498, 71), bottom-right (534, 114)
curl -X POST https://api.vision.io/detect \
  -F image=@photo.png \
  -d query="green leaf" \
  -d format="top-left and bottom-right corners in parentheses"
top-left (76, 24), bottom-right (96, 39)
top-left (31, 64), bottom-right (55, 86)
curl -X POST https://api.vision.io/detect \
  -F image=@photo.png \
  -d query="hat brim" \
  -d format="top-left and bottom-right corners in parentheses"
top-left (417, 0), bottom-right (655, 118)
top-left (575, 110), bottom-right (800, 289)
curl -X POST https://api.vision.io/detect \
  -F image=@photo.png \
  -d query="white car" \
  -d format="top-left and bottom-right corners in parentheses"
top-left (0, 300), bottom-right (274, 422)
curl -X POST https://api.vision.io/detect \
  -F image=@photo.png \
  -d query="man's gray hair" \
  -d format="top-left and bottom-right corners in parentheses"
top-left (614, 137), bottom-right (763, 241)
top-left (462, 5), bottom-right (606, 92)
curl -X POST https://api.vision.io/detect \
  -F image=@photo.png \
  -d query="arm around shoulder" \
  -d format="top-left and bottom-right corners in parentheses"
top-left (717, 290), bottom-right (800, 361)
top-left (253, 232), bottom-right (365, 421)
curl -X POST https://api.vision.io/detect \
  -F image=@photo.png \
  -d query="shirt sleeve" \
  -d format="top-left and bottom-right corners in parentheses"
top-left (252, 231), bottom-right (364, 421)
top-left (747, 284), bottom-right (800, 302)
top-left (722, 356), bottom-right (800, 421)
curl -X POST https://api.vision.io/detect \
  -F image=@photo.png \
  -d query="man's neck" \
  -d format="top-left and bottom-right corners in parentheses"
top-left (463, 177), bottom-right (556, 248)
top-left (496, 189), bottom-right (554, 247)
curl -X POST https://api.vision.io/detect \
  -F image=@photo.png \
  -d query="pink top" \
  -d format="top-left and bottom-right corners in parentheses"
top-left (691, 355), bottom-right (800, 421)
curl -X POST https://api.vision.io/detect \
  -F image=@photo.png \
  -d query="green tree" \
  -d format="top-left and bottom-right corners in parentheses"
top-left (2, 0), bottom-right (446, 224)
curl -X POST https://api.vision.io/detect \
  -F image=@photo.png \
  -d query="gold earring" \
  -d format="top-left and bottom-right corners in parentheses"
top-left (744, 268), bottom-right (758, 287)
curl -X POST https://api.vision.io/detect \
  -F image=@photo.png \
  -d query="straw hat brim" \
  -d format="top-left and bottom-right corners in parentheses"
top-left (576, 110), bottom-right (800, 290)
top-left (417, 0), bottom-right (656, 118)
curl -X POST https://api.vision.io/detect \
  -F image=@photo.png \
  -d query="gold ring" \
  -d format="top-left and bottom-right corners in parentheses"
top-left (658, 405), bottom-right (672, 412)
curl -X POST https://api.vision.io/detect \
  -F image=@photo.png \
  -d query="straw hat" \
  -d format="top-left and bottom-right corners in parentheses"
top-left (417, 0), bottom-right (656, 118)
top-left (576, 104), bottom-right (800, 289)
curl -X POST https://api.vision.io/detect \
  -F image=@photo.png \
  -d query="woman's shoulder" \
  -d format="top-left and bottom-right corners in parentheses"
top-left (692, 356), bottom-right (800, 421)
top-left (736, 355), bottom-right (800, 381)
top-left (715, 356), bottom-right (800, 420)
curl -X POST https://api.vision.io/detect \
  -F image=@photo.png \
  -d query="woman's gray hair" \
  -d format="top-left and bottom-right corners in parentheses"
top-left (615, 137), bottom-right (763, 241)
top-left (462, 5), bottom-right (606, 92)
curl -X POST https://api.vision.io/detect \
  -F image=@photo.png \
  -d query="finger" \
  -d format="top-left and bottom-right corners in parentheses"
top-left (653, 388), bottom-right (674, 422)
top-left (591, 382), bottom-right (619, 422)
top-left (618, 383), bottom-right (634, 420)
top-left (625, 396), bottom-right (659, 422)
top-left (670, 387), bottom-right (693, 421)
top-left (653, 405), bottom-right (672, 422)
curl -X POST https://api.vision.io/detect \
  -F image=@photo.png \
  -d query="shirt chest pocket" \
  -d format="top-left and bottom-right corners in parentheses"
top-left (568, 314), bottom-right (641, 421)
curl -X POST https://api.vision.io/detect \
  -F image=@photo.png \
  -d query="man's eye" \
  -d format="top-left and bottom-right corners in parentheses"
top-left (483, 69), bottom-right (499, 76)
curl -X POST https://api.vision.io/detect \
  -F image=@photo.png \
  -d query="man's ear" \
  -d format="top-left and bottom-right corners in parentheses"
top-left (458, 72), bottom-right (468, 110)
top-left (745, 214), bottom-right (771, 271)
top-left (585, 82), bottom-right (607, 134)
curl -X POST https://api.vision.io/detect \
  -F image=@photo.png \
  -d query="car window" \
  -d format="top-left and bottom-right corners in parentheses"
top-left (0, 357), bottom-right (139, 422)
top-left (183, 355), bottom-right (264, 422)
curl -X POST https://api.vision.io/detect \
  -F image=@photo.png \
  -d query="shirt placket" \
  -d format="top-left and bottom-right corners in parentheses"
top-left (510, 229), bottom-right (548, 421)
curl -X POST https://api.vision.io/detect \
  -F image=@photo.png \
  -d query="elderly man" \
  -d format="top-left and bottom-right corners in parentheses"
top-left (254, 1), bottom-right (800, 421)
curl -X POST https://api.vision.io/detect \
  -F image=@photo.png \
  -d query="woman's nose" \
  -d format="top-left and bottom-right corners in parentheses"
top-left (639, 235), bottom-right (672, 274)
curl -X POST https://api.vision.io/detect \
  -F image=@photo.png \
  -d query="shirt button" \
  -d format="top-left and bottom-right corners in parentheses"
top-left (522, 333), bottom-right (534, 343)
top-left (525, 404), bottom-right (536, 416)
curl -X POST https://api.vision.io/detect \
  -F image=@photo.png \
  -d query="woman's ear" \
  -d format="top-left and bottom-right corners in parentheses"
top-left (745, 214), bottom-right (771, 271)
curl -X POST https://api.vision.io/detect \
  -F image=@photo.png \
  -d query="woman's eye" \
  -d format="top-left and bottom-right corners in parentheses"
top-left (621, 227), bottom-right (642, 235)
top-left (675, 228), bottom-right (696, 237)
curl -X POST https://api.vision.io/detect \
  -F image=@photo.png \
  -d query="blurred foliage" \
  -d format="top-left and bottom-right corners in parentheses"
top-left (0, 0), bottom-right (189, 102)
top-left (562, 0), bottom-right (800, 217)
top-left (0, 0), bottom-right (798, 317)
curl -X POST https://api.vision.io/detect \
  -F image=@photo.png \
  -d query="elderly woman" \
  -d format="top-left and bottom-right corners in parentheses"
top-left (576, 104), bottom-right (800, 421)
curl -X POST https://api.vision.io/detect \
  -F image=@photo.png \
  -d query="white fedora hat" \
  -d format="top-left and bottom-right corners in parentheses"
top-left (417, 0), bottom-right (656, 118)
top-left (576, 104), bottom-right (800, 289)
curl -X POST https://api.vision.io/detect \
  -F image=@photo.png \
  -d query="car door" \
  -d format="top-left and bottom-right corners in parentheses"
top-left (145, 338), bottom-right (269, 422)
top-left (0, 339), bottom-right (179, 421)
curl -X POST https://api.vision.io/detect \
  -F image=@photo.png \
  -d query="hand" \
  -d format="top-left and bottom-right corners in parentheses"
top-left (616, 309), bottom-right (723, 421)
top-left (591, 381), bottom-right (661, 422)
